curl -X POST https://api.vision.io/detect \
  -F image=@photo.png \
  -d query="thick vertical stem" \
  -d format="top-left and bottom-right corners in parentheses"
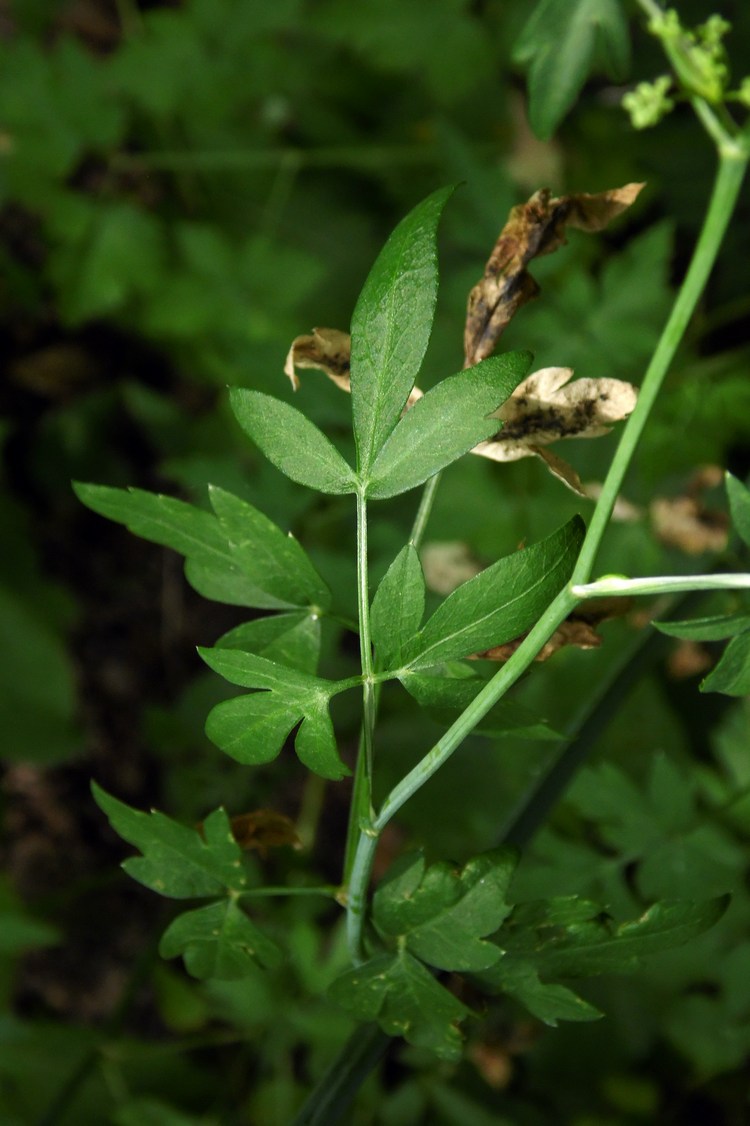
top-left (344, 492), bottom-right (377, 960)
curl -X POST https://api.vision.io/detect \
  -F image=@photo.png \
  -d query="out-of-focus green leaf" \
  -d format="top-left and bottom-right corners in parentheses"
top-left (374, 849), bottom-right (516, 971)
top-left (329, 950), bottom-right (470, 1061)
top-left (654, 613), bottom-right (750, 642)
top-left (726, 472), bottom-right (750, 548)
top-left (701, 631), bottom-right (750, 697)
top-left (513, 0), bottom-right (630, 139)
top-left (159, 899), bottom-right (282, 979)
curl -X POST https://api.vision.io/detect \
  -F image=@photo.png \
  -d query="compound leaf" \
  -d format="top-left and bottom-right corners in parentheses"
top-left (230, 388), bottom-right (357, 495)
top-left (350, 186), bottom-right (455, 473)
top-left (92, 786), bottom-right (248, 898)
top-left (401, 516), bottom-right (584, 668)
top-left (159, 899), bottom-right (281, 980)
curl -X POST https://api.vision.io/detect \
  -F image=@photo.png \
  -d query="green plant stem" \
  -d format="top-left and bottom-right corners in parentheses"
top-left (573, 573), bottom-right (750, 598)
top-left (291, 1022), bottom-right (391, 1126)
top-left (344, 492), bottom-right (378, 960)
top-left (343, 470), bottom-right (445, 888)
top-left (572, 147), bottom-right (748, 585)
top-left (409, 471), bottom-right (442, 549)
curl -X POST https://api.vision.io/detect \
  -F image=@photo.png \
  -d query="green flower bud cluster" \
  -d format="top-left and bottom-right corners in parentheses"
top-left (622, 76), bottom-right (674, 129)
top-left (649, 8), bottom-right (730, 104)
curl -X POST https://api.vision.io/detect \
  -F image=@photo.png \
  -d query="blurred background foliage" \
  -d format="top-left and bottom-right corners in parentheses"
top-left (1, 0), bottom-right (750, 1122)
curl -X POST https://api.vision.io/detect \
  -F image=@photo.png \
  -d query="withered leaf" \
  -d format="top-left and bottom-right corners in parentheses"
top-left (284, 327), bottom-right (351, 392)
top-left (472, 367), bottom-right (638, 495)
top-left (208, 809), bottom-right (301, 857)
top-left (284, 327), bottom-right (425, 412)
top-left (471, 598), bottom-right (631, 663)
top-left (464, 183), bottom-right (645, 366)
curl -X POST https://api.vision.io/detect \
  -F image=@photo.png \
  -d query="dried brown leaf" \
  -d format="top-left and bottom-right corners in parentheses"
top-left (471, 598), bottom-right (630, 663)
top-left (471, 366), bottom-right (638, 494)
top-left (228, 810), bottom-right (301, 857)
top-left (464, 183), bottom-right (645, 366)
top-left (284, 327), bottom-right (351, 392)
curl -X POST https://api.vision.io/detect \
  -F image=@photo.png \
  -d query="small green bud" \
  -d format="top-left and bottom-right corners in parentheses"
top-left (622, 77), bottom-right (675, 129)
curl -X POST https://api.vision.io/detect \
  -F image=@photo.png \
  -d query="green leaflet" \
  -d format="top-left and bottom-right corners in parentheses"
top-left (159, 899), bottom-right (282, 979)
top-left (350, 185), bottom-right (455, 474)
top-left (364, 352), bottom-right (531, 499)
top-left (400, 669), bottom-right (562, 740)
top-left (230, 388), bottom-right (357, 495)
top-left (207, 486), bottom-right (330, 609)
top-left (726, 472), bottom-right (750, 548)
top-left (328, 950), bottom-right (470, 1062)
top-left (373, 849), bottom-right (516, 972)
top-left (477, 894), bottom-right (730, 1000)
top-left (654, 613), bottom-right (750, 642)
top-left (487, 962), bottom-right (602, 1026)
top-left (701, 631), bottom-right (750, 697)
top-left (513, 0), bottom-right (630, 139)
top-left (659, 474), bottom-right (750, 698)
top-left (199, 648), bottom-right (350, 780)
top-left (401, 516), bottom-right (584, 668)
top-left (73, 482), bottom-right (330, 610)
top-left (216, 611), bottom-right (322, 674)
top-left (92, 785), bottom-right (248, 898)
top-left (370, 544), bottom-right (425, 667)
